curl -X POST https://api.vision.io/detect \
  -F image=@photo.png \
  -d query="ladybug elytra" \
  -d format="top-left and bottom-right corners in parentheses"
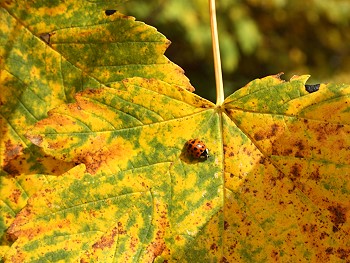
top-left (186, 139), bottom-right (209, 159)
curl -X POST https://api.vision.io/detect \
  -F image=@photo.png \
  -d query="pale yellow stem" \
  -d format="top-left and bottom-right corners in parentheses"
top-left (209, 0), bottom-right (224, 106)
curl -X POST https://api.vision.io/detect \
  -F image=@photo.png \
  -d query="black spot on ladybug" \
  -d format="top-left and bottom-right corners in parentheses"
top-left (305, 84), bottom-right (320, 93)
top-left (105, 10), bottom-right (117, 16)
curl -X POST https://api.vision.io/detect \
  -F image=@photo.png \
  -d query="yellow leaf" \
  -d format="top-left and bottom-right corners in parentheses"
top-left (13, 75), bottom-right (350, 262)
top-left (1, 1), bottom-right (194, 256)
top-left (2, 0), bottom-right (350, 262)
top-left (1, 0), bottom-right (192, 175)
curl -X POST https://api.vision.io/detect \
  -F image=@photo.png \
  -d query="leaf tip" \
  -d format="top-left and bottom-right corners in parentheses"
top-left (290, 74), bottom-right (311, 84)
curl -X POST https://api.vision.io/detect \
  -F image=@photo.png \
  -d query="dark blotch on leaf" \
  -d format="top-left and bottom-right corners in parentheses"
top-left (105, 10), bottom-right (116, 16)
top-left (40, 33), bottom-right (51, 44)
top-left (305, 84), bottom-right (320, 93)
top-left (253, 132), bottom-right (264, 141)
top-left (224, 221), bottom-right (229, 230)
top-left (328, 205), bottom-right (347, 232)
top-left (326, 247), bottom-right (333, 255)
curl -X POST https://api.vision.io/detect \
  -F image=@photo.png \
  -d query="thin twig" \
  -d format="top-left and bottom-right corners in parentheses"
top-left (209, 0), bottom-right (224, 106)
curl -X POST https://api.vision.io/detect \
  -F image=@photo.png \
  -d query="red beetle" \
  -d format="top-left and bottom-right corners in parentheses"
top-left (186, 139), bottom-right (209, 159)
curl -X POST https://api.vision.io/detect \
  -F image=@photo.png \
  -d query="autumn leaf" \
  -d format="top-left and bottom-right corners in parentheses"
top-left (6, 75), bottom-right (348, 262)
top-left (0, 0), bottom-right (192, 175)
top-left (1, 0), bottom-right (192, 257)
top-left (0, 171), bottom-right (50, 254)
top-left (2, 0), bottom-right (350, 262)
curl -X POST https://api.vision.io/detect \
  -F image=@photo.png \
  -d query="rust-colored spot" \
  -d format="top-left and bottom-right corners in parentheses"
top-left (320, 231), bottom-right (329, 240)
top-left (259, 157), bottom-right (268, 165)
top-left (290, 163), bottom-right (301, 180)
top-left (92, 227), bottom-right (118, 250)
top-left (325, 247), bottom-right (333, 255)
top-left (328, 205), bottom-right (347, 232)
top-left (268, 124), bottom-right (279, 138)
top-left (4, 140), bottom-right (23, 159)
top-left (148, 239), bottom-right (166, 258)
top-left (254, 132), bottom-right (264, 141)
top-left (336, 248), bottom-right (350, 260)
top-left (3, 162), bottom-right (19, 176)
top-left (3, 140), bottom-right (24, 175)
top-left (117, 222), bottom-right (127, 235)
top-left (205, 202), bottom-right (213, 210)
top-left (294, 140), bottom-right (306, 158)
top-left (224, 221), bottom-right (229, 230)
top-left (282, 148), bottom-right (293, 155)
top-left (309, 167), bottom-right (321, 181)
top-left (271, 250), bottom-right (279, 260)
top-left (10, 189), bottom-right (22, 204)
top-left (301, 223), bottom-right (317, 233)
top-left (210, 243), bottom-right (218, 251)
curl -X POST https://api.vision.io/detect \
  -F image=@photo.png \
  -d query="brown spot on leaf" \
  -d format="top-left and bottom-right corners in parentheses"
top-left (117, 222), bottom-right (127, 235)
top-left (254, 132), bottom-right (264, 141)
top-left (328, 205), bottom-right (347, 232)
top-left (309, 167), bottom-right (321, 181)
top-left (148, 237), bottom-right (166, 258)
top-left (271, 250), bottom-right (279, 260)
top-left (268, 124), bottom-right (279, 138)
top-left (223, 144), bottom-right (235, 157)
top-left (294, 140), bottom-right (305, 158)
top-left (145, 203), bottom-right (169, 260)
top-left (301, 223), bottom-right (317, 233)
top-left (282, 148), bottom-right (293, 156)
top-left (10, 189), bottom-right (21, 204)
top-left (4, 140), bottom-right (23, 159)
top-left (319, 231), bottom-right (329, 240)
top-left (205, 202), bottom-right (213, 210)
top-left (210, 243), bottom-right (218, 252)
top-left (220, 256), bottom-right (230, 263)
top-left (325, 247), bottom-right (333, 255)
top-left (336, 248), bottom-right (350, 260)
top-left (92, 227), bottom-right (118, 250)
top-left (3, 140), bottom-right (24, 175)
top-left (290, 163), bottom-right (301, 180)
top-left (224, 221), bottom-right (229, 230)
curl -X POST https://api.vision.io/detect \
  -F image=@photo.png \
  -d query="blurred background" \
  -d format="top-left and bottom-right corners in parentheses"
top-left (120, 0), bottom-right (350, 102)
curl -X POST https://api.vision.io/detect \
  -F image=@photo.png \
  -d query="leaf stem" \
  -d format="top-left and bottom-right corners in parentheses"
top-left (209, 0), bottom-right (224, 106)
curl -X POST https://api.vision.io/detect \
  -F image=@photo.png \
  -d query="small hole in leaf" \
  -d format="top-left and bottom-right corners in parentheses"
top-left (105, 10), bottom-right (116, 16)
top-left (305, 84), bottom-right (320, 93)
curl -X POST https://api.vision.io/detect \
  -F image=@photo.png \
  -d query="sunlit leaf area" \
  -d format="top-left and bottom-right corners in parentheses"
top-left (1, 0), bottom-right (350, 262)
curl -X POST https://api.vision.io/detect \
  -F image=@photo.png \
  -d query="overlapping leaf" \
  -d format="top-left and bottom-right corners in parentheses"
top-left (6, 75), bottom-right (349, 262)
top-left (0, 0), bottom-right (192, 175)
top-left (1, 0), bottom-right (193, 257)
top-left (8, 78), bottom-right (221, 262)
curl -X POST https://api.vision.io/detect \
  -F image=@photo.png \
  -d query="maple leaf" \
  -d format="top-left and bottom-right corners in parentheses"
top-left (1, 0), bottom-right (350, 262)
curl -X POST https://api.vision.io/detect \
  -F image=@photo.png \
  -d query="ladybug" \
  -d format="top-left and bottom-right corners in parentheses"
top-left (186, 139), bottom-right (209, 159)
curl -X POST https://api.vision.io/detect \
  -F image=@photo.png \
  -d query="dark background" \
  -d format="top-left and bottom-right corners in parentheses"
top-left (120, 0), bottom-right (350, 102)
